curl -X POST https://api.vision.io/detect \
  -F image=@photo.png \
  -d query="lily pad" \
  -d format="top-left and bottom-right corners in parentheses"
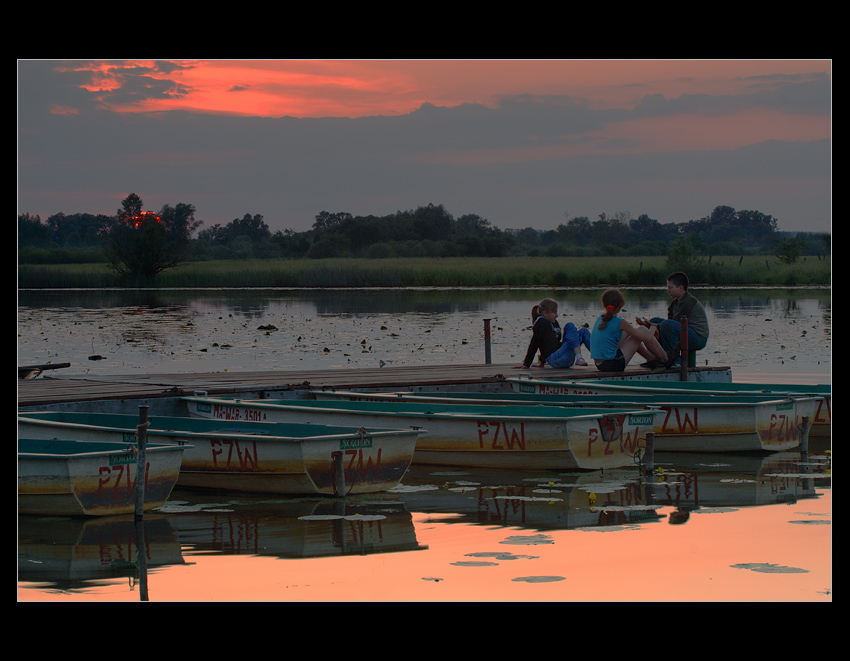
top-left (731, 562), bottom-right (809, 574)
top-left (512, 575), bottom-right (566, 583)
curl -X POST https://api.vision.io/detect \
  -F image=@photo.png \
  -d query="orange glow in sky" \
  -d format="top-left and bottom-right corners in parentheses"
top-left (20, 59), bottom-right (831, 233)
top-left (57, 59), bottom-right (832, 122)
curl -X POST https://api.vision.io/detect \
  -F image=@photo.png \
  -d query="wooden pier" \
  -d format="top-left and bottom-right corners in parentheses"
top-left (17, 363), bottom-right (732, 410)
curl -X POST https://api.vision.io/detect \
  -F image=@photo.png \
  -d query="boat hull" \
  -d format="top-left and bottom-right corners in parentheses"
top-left (181, 397), bottom-right (664, 471)
top-left (508, 376), bottom-right (830, 441)
top-left (18, 438), bottom-right (186, 517)
top-left (310, 389), bottom-right (816, 453)
top-left (18, 413), bottom-right (421, 496)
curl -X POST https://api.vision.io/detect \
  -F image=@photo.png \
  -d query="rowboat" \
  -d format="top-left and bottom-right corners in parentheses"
top-left (18, 437), bottom-right (187, 517)
top-left (309, 388), bottom-right (817, 453)
top-left (180, 395), bottom-right (665, 471)
top-left (17, 413), bottom-right (422, 496)
top-left (507, 375), bottom-right (831, 438)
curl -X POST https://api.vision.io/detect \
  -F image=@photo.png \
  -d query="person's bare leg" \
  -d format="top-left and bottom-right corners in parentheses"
top-left (622, 327), bottom-right (668, 363)
top-left (618, 334), bottom-right (644, 364)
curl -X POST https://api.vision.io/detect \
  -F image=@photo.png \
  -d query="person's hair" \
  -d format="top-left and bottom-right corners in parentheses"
top-left (598, 289), bottom-right (624, 330)
top-left (667, 272), bottom-right (689, 290)
top-left (532, 298), bottom-right (558, 320)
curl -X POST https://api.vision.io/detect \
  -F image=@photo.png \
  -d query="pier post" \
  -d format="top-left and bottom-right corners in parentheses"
top-left (332, 451), bottom-right (346, 498)
top-left (483, 318), bottom-right (492, 364)
top-left (679, 317), bottom-right (689, 381)
top-left (134, 406), bottom-right (149, 520)
top-left (643, 432), bottom-right (655, 475)
top-left (799, 415), bottom-right (810, 455)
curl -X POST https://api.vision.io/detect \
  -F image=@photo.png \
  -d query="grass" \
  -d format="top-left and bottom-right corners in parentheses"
top-left (17, 255), bottom-right (832, 289)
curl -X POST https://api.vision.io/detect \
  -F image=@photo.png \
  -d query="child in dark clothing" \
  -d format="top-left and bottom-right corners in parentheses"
top-left (519, 298), bottom-right (590, 368)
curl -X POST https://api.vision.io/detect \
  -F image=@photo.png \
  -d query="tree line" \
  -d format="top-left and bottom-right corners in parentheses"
top-left (18, 196), bottom-right (830, 278)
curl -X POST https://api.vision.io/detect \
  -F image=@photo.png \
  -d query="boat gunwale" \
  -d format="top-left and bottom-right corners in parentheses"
top-left (307, 390), bottom-right (816, 409)
top-left (181, 396), bottom-right (667, 423)
top-left (507, 376), bottom-right (831, 397)
top-left (18, 440), bottom-right (188, 460)
top-left (17, 413), bottom-right (425, 443)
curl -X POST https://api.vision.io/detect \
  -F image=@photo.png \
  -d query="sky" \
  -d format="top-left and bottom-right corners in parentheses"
top-left (17, 59), bottom-right (832, 235)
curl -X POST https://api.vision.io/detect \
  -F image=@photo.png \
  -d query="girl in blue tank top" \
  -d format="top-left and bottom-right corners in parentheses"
top-left (590, 289), bottom-right (671, 372)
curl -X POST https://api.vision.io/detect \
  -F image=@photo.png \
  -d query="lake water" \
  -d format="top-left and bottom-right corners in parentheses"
top-left (17, 287), bottom-right (831, 601)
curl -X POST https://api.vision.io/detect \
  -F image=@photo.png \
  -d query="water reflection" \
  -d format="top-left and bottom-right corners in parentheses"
top-left (390, 451), bottom-right (827, 531)
top-left (17, 514), bottom-right (183, 596)
top-left (160, 493), bottom-right (426, 558)
top-left (18, 450), bottom-right (830, 600)
top-left (16, 287), bottom-right (831, 377)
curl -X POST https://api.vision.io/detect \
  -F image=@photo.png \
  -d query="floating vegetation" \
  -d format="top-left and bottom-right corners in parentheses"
top-left (465, 552), bottom-right (539, 561)
top-left (297, 514), bottom-right (387, 521)
top-left (731, 562), bottom-right (809, 574)
top-left (512, 576), bottom-right (566, 583)
top-left (387, 484), bottom-right (441, 493)
top-left (499, 534), bottom-right (554, 546)
top-left (156, 501), bottom-right (233, 513)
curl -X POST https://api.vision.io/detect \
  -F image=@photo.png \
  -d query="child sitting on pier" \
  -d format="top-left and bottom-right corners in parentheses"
top-left (519, 298), bottom-right (590, 369)
top-left (590, 289), bottom-right (671, 372)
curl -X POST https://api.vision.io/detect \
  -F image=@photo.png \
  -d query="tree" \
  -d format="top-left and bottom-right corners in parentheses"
top-left (104, 194), bottom-right (201, 279)
top-left (772, 234), bottom-right (807, 264)
top-left (18, 213), bottom-right (54, 248)
top-left (313, 211), bottom-right (352, 233)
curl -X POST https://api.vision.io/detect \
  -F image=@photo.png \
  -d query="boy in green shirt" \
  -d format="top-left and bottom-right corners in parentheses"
top-left (637, 272), bottom-right (709, 367)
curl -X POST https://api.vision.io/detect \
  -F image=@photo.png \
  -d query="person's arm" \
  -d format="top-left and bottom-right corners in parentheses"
top-left (619, 318), bottom-right (646, 339)
top-left (522, 320), bottom-right (544, 367)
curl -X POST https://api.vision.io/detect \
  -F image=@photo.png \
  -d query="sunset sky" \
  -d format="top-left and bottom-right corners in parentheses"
top-left (17, 59), bottom-right (831, 234)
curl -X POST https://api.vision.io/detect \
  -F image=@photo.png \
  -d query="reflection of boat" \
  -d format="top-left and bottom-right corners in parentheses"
top-left (311, 389), bottom-right (816, 453)
top-left (180, 395), bottom-right (664, 471)
top-left (507, 375), bottom-right (831, 438)
top-left (645, 451), bottom-right (826, 511)
top-left (389, 451), bottom-right (827, 531)
top-left (18, 438), bottom-right (187, 516)
top-left (162, 490), bottom-right (426, 558)
top-left (17, 413), bottom-right (422, 496)
top-left (390, 465), bottom-right (662, 531)
top-left (17, 514), bottom-right (184, 592)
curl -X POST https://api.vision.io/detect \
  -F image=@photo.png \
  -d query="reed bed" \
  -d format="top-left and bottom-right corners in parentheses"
top-left (18, 255), bottom-right (831, 289)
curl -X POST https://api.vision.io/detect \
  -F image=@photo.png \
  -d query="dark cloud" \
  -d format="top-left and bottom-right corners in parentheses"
top-left (17, 62), bottom-right (831, 234)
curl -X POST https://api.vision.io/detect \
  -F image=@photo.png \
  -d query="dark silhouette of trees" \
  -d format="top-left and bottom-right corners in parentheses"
top-left (18, 199), bottom-right (828, 266)
top-left (103, 194), bottom-right (201, 279)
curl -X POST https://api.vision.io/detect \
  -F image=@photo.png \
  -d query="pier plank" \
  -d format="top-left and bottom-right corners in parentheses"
top-left (17, 363), bottom-right (731, 407)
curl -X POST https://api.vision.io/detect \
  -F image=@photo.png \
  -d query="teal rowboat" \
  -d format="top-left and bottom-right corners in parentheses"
top-left (180, 395), bottom-right (664, 471)
top-left (18, 437), bottom-right (187, 517)
top-left (507, 375), bottom-right (831, 438)
top-left (18, 413), bottom-right (422, 496)
top-left (310, 389), bottom-right (816, 453)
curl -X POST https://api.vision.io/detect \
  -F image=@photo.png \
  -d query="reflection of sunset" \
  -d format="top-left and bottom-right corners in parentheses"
top-left (18, 489), bottom-right (830, 602)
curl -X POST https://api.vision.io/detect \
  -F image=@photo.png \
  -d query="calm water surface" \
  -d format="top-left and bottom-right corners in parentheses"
top-left (17, 287), bottom-right (831, 601)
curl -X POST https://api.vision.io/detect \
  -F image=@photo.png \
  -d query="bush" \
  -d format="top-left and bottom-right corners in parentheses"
top-left (366, 243), bottom-right (396, 258)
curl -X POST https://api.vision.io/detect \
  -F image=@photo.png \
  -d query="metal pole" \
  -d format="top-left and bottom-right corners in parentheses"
top-left (483, 319), bottom-right (492, 365)
top-left (134, 405), bottom-right (149, 521)
top-left (679, 317), bottom-right (689, 381)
